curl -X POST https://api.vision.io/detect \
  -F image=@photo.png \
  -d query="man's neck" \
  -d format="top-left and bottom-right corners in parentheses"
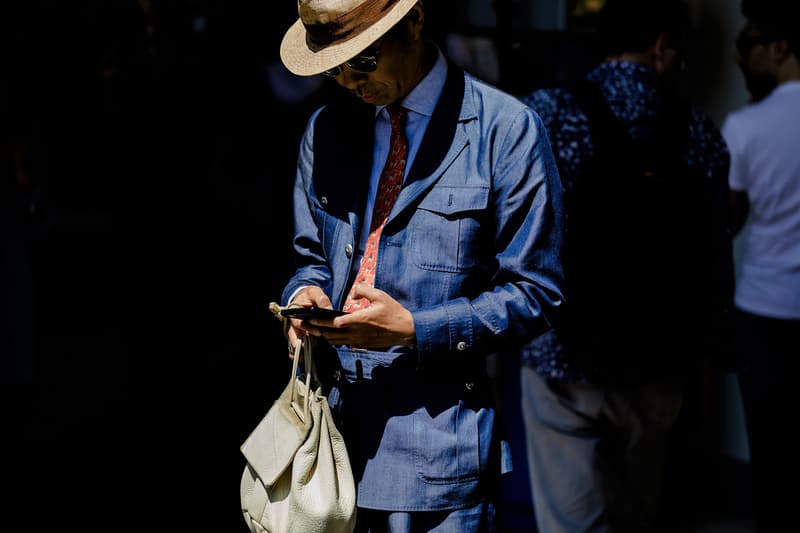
top-left (777, 54), bottom-right (800, 84)
top-left (606, 51), bottom-right (655, 70)
top-left (411, 42), bottom-right (438, 88)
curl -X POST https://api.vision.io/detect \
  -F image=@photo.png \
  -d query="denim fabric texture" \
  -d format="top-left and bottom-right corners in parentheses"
top-left (282, 64), bottom-right (564, 510)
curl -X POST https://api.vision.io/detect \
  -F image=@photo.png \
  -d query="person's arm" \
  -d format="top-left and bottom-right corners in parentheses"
top-left (281, 109), bottom-right (336, 305)
top-left (411, 106), bottom-right (565, 358)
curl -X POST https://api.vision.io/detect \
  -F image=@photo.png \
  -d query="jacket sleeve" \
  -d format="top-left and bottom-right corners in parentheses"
top-left (412, 107), bottom-right (565, 359)
top-left (280, 108), bottom-right (335, 305)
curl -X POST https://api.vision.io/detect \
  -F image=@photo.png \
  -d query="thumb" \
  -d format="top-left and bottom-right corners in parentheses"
top-left (350, 283), bottom-right (381, 302)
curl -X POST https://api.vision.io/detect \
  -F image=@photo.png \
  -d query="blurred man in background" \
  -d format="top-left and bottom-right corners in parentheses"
top-left (722, 1), bottom-right (800, 531)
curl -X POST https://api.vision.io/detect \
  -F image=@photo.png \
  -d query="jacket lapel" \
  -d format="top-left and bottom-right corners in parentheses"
top-left (388, 63), bottom-right (472, 226)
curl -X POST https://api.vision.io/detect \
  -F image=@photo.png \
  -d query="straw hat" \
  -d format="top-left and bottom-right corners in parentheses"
top-left (280, 0), bottom-right (419, 76)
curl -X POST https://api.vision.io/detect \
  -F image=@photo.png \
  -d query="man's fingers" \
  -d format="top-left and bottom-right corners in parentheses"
top-left (350, 283), bottom-right (381, 301)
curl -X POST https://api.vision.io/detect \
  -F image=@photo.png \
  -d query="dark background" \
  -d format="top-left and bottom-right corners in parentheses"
top-left (3, 1), bottom-right (321, 530)
top-left (2, 1), bottom-right (746, 531)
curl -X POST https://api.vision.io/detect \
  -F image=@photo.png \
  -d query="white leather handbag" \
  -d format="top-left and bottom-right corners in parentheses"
top-left (239, 334), bottom-right (356, 533)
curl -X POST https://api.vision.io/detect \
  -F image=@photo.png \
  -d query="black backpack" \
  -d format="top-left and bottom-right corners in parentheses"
top-left (556, 79), bottom-right (729, 384)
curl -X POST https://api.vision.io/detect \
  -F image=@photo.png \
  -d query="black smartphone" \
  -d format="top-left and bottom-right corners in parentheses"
top-left (280, 306), bottom-right (347, 320)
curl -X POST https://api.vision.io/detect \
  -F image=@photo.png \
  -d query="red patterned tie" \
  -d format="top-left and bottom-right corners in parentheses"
top-left (343, 104), bottom-right (408, 312)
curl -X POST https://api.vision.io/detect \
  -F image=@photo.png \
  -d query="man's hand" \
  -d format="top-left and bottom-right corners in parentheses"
top-left (286, 286), bottom-right (334, 352)
top-left (303, 285), bottom-right (416, 349)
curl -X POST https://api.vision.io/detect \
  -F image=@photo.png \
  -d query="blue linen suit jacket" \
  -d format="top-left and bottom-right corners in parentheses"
top-left (281, 63), bottom-right (564, 511)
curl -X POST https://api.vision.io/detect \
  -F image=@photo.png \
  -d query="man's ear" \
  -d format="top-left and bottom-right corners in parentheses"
top-left (770, 38), bottom-right (791, 64)
top-left (407, 3), bottom-right (423, 24)
top-left (406, 3), bottom-right (425, 40)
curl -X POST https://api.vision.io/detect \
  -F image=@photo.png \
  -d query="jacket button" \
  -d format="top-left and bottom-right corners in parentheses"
top-left (345, 244), bottom-right (353, 258)
top-left (333, 370), bottom-right (342, 382)
top-left (465, 381), bottom-right (475, 391)
top-left (457, 341), bottom-right (467, 351)
top-left (321, 196), bottom-right (328, 206)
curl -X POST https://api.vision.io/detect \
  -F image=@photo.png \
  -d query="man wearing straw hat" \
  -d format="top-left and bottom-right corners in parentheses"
top-left (278, 1), bottom-right (564, 529)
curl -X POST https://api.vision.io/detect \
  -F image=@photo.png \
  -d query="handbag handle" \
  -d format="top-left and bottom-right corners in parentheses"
top-left (270, 303), bottom-right (318, 422)
top-left (289, 335), bottom-right (314, 422)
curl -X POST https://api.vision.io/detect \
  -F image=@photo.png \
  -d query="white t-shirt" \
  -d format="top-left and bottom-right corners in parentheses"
top-left (721, 81), bottom-right (800, 319)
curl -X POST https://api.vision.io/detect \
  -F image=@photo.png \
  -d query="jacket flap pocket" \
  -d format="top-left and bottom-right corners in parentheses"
top-left (418, 185), bottom-right (489, 216)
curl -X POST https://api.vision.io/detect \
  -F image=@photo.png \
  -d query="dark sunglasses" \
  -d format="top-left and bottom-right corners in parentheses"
top-left (736, 31), bottom-right (774, 58)
top-left (322, 38), bottom-right (385, 77)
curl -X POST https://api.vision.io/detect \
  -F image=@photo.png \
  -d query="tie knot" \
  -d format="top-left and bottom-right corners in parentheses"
top-left (387, 103), bottom-right (407, 132)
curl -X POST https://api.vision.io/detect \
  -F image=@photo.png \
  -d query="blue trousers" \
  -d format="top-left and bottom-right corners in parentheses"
top-left (353, 500), bottom-right (496, 532)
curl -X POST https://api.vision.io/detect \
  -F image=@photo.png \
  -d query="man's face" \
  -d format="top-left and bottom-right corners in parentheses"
top-left (735, 22), bottom-right (778, 102)
top-left (323, 18), bottom-right (421, 107)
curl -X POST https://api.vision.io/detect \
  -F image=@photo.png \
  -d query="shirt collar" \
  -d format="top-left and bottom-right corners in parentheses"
top-left (378, 47), bottom-right (447, 118)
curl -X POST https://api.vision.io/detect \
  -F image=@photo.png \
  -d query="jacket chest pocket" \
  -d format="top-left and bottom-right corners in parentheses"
top-left (410, 185), bottom-right (490, 273)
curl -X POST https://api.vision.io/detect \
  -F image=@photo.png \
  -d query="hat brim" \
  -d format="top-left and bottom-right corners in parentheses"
top-left (280, 0), bottom-right (419, 77)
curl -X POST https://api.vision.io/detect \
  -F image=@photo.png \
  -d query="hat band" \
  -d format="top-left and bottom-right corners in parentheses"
top-left (304, 0), bottom-right (402, 47)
